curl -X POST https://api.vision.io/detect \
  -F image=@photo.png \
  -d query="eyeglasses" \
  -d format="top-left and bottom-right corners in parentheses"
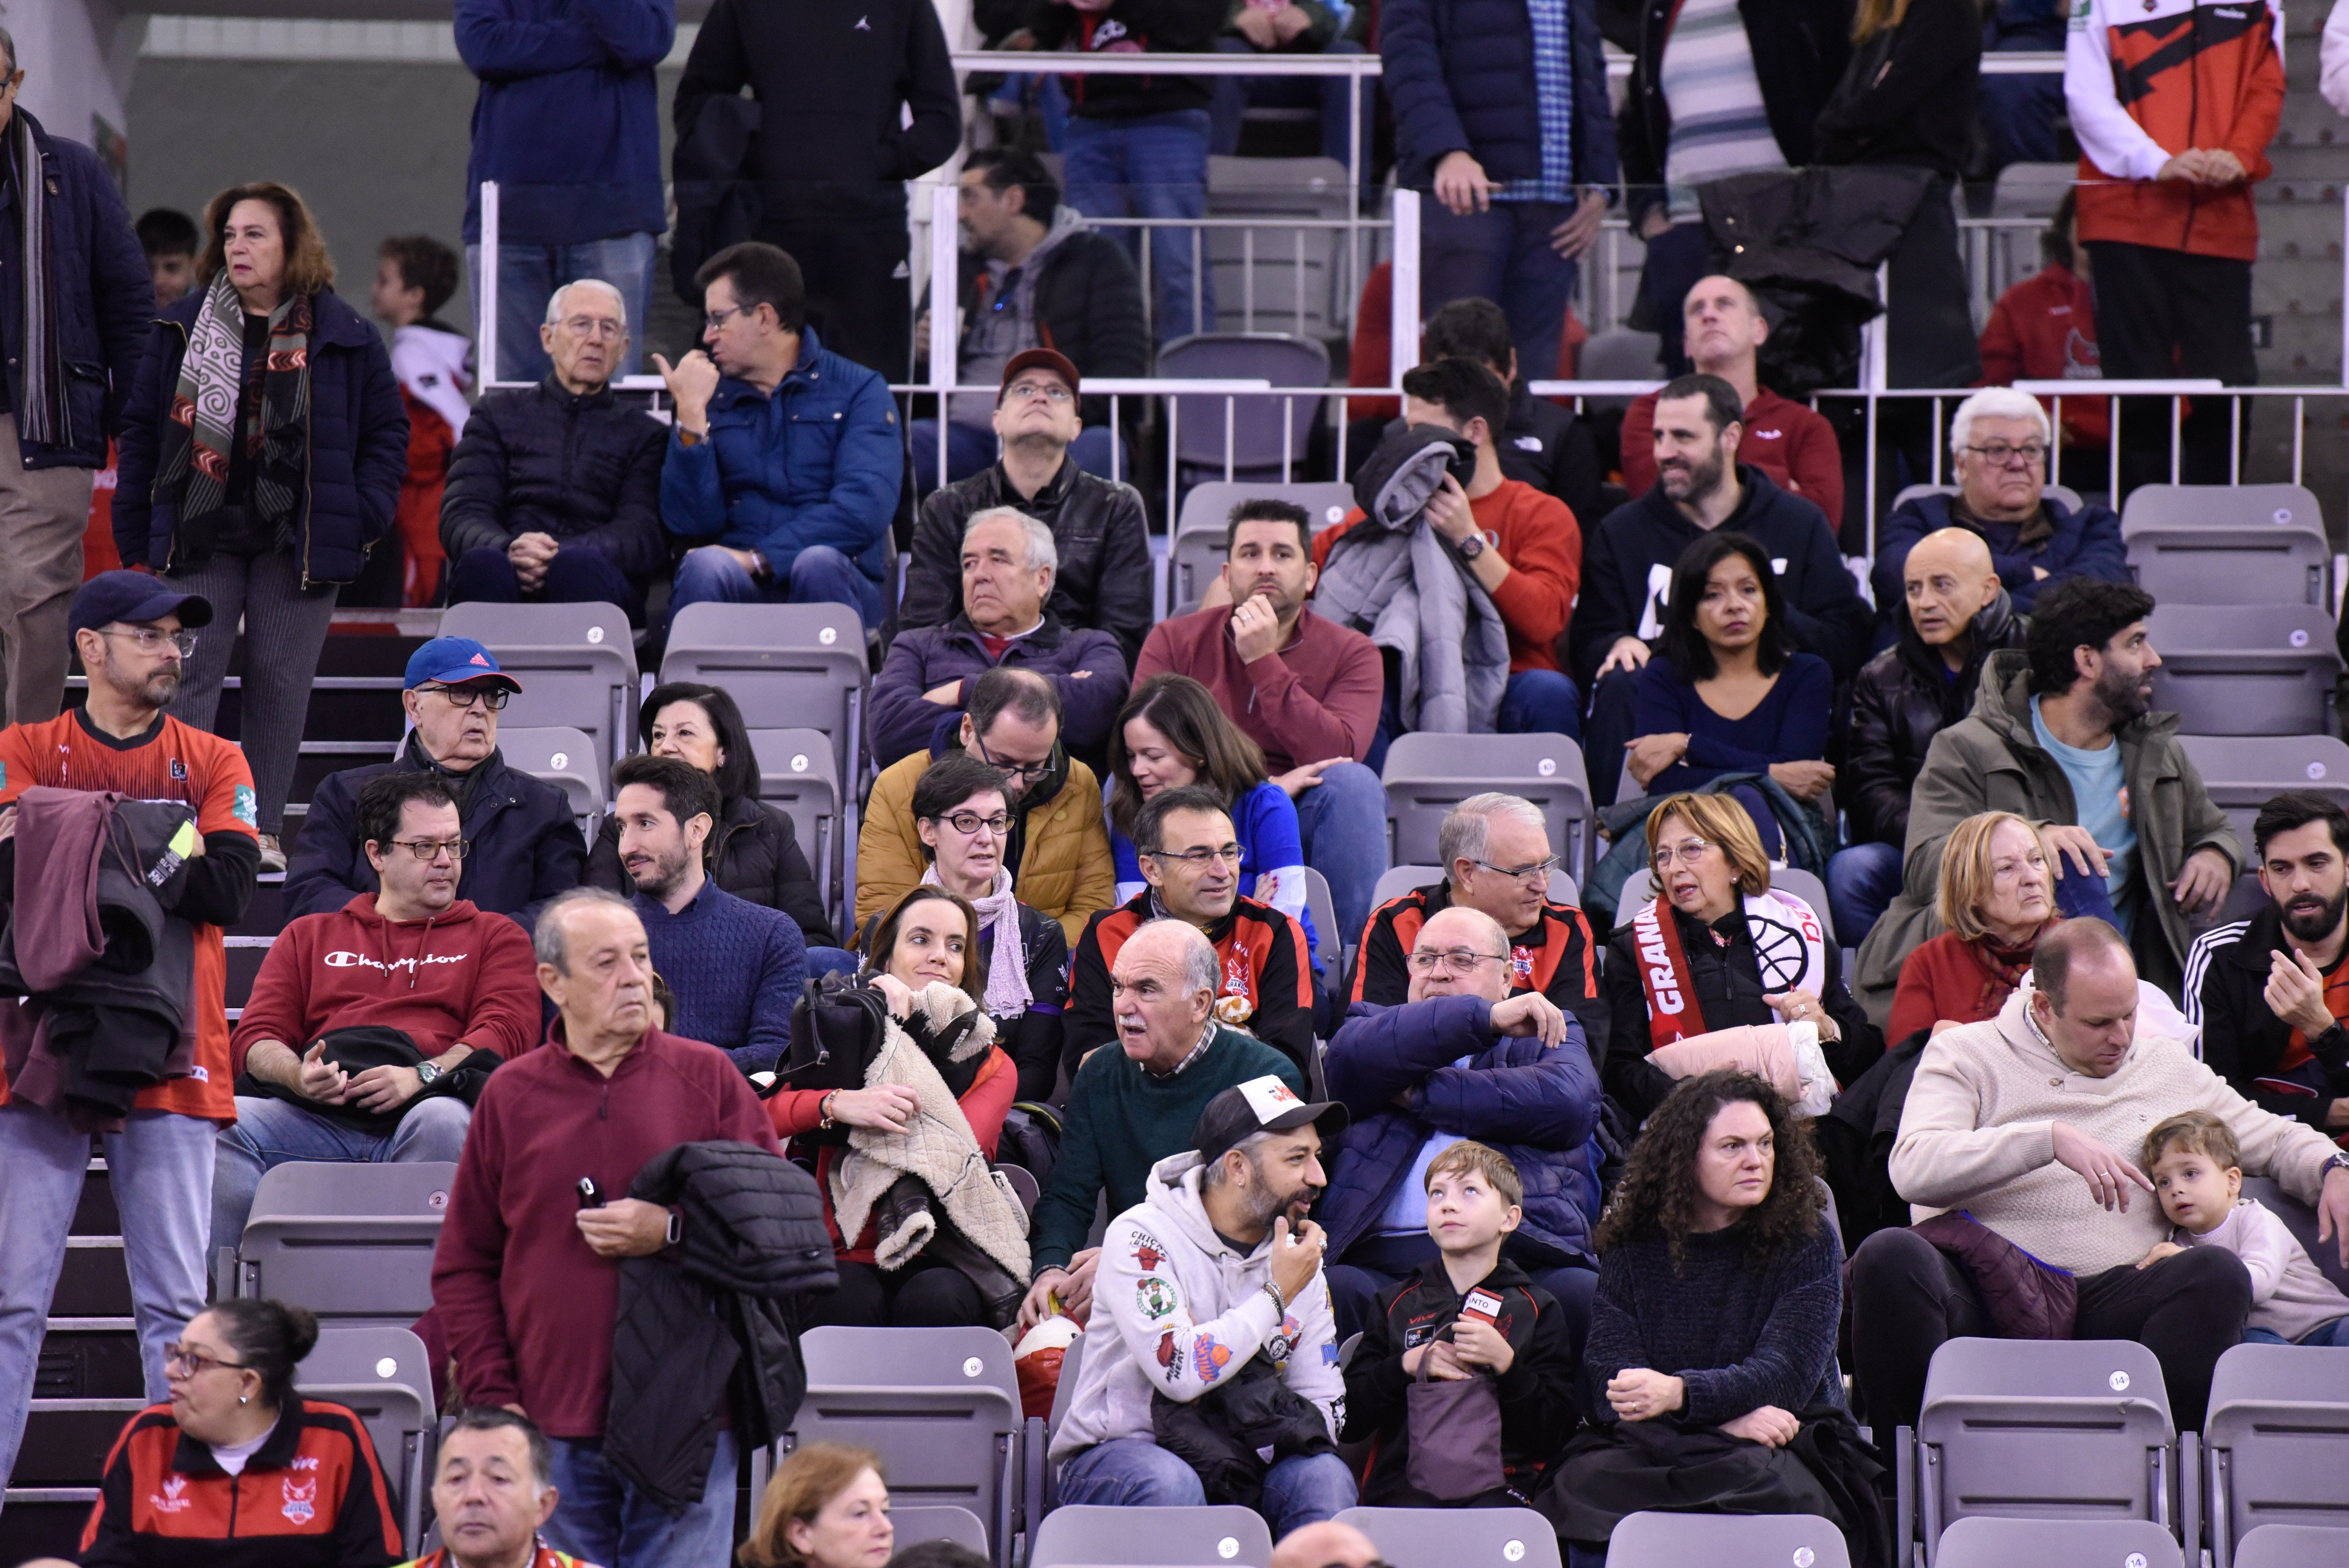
top-left (421, 684), bottom-right (511, 711)
top-left (1005, 380), bottom-right (1073, 404)
top-left (971, 732), bottom-right (1055, 783)
top-left (385, 838), bottom-right (471, 862)
top-left (560, 315), bottom-right (625, 341)
top-left (164, 1343), bottom-right (249, 1378)
top-left (932, 810), bottom-right (1011, 837)
top-left (1650, 838), bottom-right (1715, 871)
top-left (103, 627), bottom-right (198, 657)
top-left (703, 303), bottom-right (750, 332)
top-left (1470, 855), bottom-right (1559, 884)
top-left (1964, 442), bottom-right (2049, 468)
top-left (1407, 948), bottom-right (1508, 974)
top-left (1147, 843), bottom-right (1245, 869)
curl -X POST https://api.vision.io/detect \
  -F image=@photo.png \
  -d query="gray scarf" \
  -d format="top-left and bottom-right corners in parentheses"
top-left (5, 111), bottom-right (65, 448)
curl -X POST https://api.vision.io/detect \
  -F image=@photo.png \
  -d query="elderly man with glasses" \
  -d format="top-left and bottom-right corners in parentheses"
top-left (1871, 385), bottom-right (2128, 620)
top-left (212, 769), bottom-right (538, 1253)
top-left (1318, 901), bottom-right (1604, 1344)
top-left (286, 636), bottom-right (587, 922)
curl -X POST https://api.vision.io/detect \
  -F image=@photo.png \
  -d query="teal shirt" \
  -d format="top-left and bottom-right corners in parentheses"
top-left (2032, 696), bottom-right (2139, 933)
top-left (1028, 1025), bottom-right (1306, 1274)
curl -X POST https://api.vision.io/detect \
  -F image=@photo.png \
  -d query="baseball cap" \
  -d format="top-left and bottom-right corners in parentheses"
top-left (404, 636), bottom-right (523, 693)
top-left (1193, 1074), bottom-right (1348, 1166)
top-left (999, 347), bottom-right (1081, 404)
top-left (68, 570), bottom-right (214, 638)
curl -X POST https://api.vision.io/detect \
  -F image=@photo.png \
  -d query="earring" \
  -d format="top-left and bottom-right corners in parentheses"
top-left (239, 1395), bottom-right (248, 1405)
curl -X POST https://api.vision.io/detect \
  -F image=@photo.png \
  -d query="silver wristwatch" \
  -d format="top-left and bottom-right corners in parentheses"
top-left (415, 1061), bottom-right (443, 1087)
top-left (1456, 532), bottom-right (1486, 560)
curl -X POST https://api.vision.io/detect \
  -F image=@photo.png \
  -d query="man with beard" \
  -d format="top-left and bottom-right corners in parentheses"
top-left (0, 572), bottom-right (259, 1485)
top-left (1575, 374), bottom-right (1872, 806)
top-left (1048, 1068), bottom-right (1355, 1531)
top-left (2188, 792), bottom-right (2349, 1136)
top-left (611, 753), bottom-right (804, 1072)
top-left (1853, 577), bottom-right (2238, 1014)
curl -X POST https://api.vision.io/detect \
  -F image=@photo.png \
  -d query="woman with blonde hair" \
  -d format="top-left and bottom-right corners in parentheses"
top-left (1601, 793), bottom-right (1879, 1122)
top-left (1886, 811), bottom-right (2062, 1042)
top-left (743, 1443), bottom-right (893, 1568)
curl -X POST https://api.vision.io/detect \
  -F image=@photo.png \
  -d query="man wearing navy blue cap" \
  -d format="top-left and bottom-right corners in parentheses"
top-left (284, 635), bottom-right (585, 923)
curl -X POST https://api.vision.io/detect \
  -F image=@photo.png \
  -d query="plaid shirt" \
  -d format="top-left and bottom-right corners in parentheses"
top-left (1495, 0), bottom-right (1578, 204)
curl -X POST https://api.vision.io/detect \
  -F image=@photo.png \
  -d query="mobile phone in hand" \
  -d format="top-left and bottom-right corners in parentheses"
top-left (576, 1177), bottom-right (604, 1210)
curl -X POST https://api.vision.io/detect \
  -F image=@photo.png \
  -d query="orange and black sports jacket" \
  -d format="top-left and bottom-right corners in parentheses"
top-left (81, 1399), bottom-right (401, 1568)
top-left (1344, 878), bottom-right (1608, 1045)
top-left (1064, 889), bottom-right (1315, 1077)
top-left (2065, 0), bottom-right (2284, 260)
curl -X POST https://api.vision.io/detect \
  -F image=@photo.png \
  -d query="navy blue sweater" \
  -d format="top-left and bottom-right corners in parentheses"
top-left (634, 880), bottom-right (806, 1072)
top-left (1631, 652), bottom-right (1834, 796)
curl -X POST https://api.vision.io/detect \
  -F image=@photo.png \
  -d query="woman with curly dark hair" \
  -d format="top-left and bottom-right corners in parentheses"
top-left (1536, 1072), bottom-right (1887, 1568)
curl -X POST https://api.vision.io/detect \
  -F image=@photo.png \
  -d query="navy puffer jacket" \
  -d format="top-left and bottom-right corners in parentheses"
top-left (1319, 994), bottom-right (1604, 1267)
top-left (114, 288), bottom-right (408, 586)
top-left (1381, 0), bottom-right (1621, 194)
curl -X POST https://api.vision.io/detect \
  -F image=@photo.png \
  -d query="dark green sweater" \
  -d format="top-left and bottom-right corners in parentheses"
top-left (1029, 1025), bottom-right (1306, 1273)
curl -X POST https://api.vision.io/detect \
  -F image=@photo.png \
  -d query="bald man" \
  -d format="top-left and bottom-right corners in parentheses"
top-left (1828, 527), bottom-right (2028, 945)
top-left (1271, 1521), bottom-right (1382, 1568)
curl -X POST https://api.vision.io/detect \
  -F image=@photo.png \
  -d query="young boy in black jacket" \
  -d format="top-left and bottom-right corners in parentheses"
top-left (1340, 1141), bottom-right (1578, 1505)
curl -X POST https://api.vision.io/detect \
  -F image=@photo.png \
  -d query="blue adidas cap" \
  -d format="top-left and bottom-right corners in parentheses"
top-left (404, 636), bottom-right (523, 693)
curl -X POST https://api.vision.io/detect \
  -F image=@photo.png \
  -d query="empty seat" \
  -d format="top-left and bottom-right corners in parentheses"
top-left (438, 601), bottom-right (638, 788)
top-left (1301, 864), bottom-right (1343, 990)
top-left (1605, 1511), bottom-right (1851, 1568)
top-left (2203, 1342), bottom-right (2349, 1568)
top-left (497, 725), bottom-right (602, 831)
top-left (1336, 1506), bottom-right (1561, 1568)
top-left (888, 1506), bottom-right (991, 1557)
top-left (1206, 156), bottom-right (1350, 339)
top-left (2146, 603), bottom-right (2339, 736)
top-left (1914, 1338), bottom-right (2178, 1565)
top-left (2234, 1525), bottom-right (2349, 1568)
top-left (1990, 163), bottom-right (2078, 218)
top-left (662, 602), bottom-right (870, 789)
top-left (296, 1325), bottom-right (437, 1553)
top-left (1932, 1516), bottom-right (2182, 1568)
top-left (2174, 735), bottom-right (2349, 852)
top-left (2121, 484), bottom-right (2330, 607)
top-left (749, 727), bottom-right (843, 924)
top-left (1168, 479), bottom-right (1357, 611)
top-left (1381, 732), bottom-right (1592, 873)
top-left (1031, 1504), bottom-right (1274, 1568)
top-left (1159, 334), bottom-right (1331, 486)
top-left (237, 1162), bottom-right (455, 1327)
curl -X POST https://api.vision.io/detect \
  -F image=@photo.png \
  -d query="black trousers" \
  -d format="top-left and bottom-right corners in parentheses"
top-left (805, 1256), bottom-right (987, 1329)
top-left (1846, 1226), bottom-right (2251, 1455)
top-left (754, 210), bottom-right (913, 382)
top-left (2084, 239), bottom-right (2256, 493)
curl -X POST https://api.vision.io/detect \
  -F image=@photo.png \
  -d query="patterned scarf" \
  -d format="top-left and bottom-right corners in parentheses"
top-left (163, 271), bottom-right (312, 548)
top-left (923, 862), bottom-right (1034, 1019)
top-left (1968, 918), bottom-right (2059, 1023)
top-left (4, 110), bottom-right (66, 447)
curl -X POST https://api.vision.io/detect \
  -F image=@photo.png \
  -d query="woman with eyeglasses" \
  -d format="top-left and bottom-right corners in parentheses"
top-left (1602, 795), bottom-right (1878, 1124)
top-left (769, 884), bottom-right (1028, 1328)
top-left (83, 1298), bottom-right (402, 1568)
top-left (1107, 673), bottom-right (1319, 958)
top-left (115, 181), bottom-right (407, 875)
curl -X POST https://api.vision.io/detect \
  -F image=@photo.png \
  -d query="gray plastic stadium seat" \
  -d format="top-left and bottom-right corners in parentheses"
top-left (2146, 604), bottom-right (2339, 737)
top-left (297, 1326), bottom-right (437, 1553)
top-left (1031, 1504), bottom-right (1274, 1568)
top-left (1605, 1511), bottom-right (1851, 1568)
top-left (889, 1507), bottom-right (991, 1557)
top-left (438, 601), bottom-right (638, 789)
top-left (1610, 866), bottom-right (1836, 946)
top-left (1168, 479), bottom-right (1356, 610)
top-left (1159, 334), bottom-right (1331, 486)
top-left (2234, 1526), bottom-right (2349, 1568)
top-left (2174, 735), bottom-right (2349, 852)
top-left (1931, 1516), bottom-right (2182, 1568)
top-left (1890, 483), bottom-right (2085, 515)
top-left (794, 1325), bottom-right (1037, 1568)
top-left (2202, 1343), bottom-right (2349, 1568)
top-left (1914, 1338), bottom-right (2178, 1566)
top-left (237, 1162), bottom-right (455, 1327)
top-left (1042, 1330), bottom-right (1085, 1510)
top-left (1382, 732), bottom-right (1591, 873)
top-left (748, 727), bottom-right (843, 921)
top-left (497, 725), bottom-right (602, 832)
top-left (2121, 484), bottom-right (2331, 607)
top-left (1337, 1507), bottom-right (1560, 1568)
top-left (663, 603), bottom-right (869, 779)
top-left (1371, 864), bottom-right (1577, 910)
top-left (1991, 163), bottom-right (2078, 217)
top-left (1206, 156), bottom-right (1349, 339)
top-left (993, 1163), bottom-right (1040, 1215)
top-left (1302, 864), bottom-right (1342, 991)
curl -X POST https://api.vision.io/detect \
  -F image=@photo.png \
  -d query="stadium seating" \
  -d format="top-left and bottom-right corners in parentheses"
top-left (1336, 1507), bottom-right (1561, 1568)
top-left (1931, 1516), bottom-right (2183, 1568)
top-left (1167, 479), bottom-right (1356, 613)
top-left (2202, 1342), bottom-right (2349, 1568)
top-left (749, 726), bottom-right (845, 927)
top-left (1159, 333), bottom-right (1331, 492)
top-left (2174, 734), bottom-right (2349, 852)
top-left (1381, 732), bottom-right (1591, 874)
top-left (234, 1161), bottom-right (456, 1329)
top-left (2145, 602), bottom-right (2339, 736)
top-left (497, 725), bottom-right (603, 836)
top-left (2233, 1525), bottom-right (2349, 1568)
top-left (2121, 484), bottom-right (2331, 608)
top-left (888, 1506), bottom-right (992, 1556)
top-left (437, 600), bottom-right (639, 791)
top-left (296, 1325), bottom-right (437, 1554)
top-left (1032, 1504), bottom-right (1274, 1568)
top-left (1604, 1510), bottom-right (1852, 1568)
top-left (1206, 156), bottom-right (1350, 340)
top-left (1301, 864), bottom-right (1344, 992)
top-left (663, 602), bottom-right (870, 791)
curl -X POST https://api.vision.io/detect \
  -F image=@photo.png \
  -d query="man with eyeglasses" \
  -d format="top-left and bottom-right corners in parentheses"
top-left (1348, 793), bottom-right (1605, 1042)
top-left (1319, 903), bottom-right (1604, 1343)
top-left (902, 347), bottom-right (1152, 669)
top-left (860, 666), bottom-right (1117, 944)
top-left (1872, 385), bottom-right (2126, 619)
top-left (1066, 785), bottom-right (1317, 1082)
top-left (870, 504), bottom-right (1128, 770)
top-left (286, 636), bottom-right (586, 923)
top-left (0, 571), bottom-right (258, 1486)
top-left (212, 770), bottom-right (537, 1254)
top-left (441, 279), bottom-right (668, 625)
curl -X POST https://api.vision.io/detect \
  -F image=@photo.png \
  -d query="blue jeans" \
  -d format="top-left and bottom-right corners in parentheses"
top-left (0, 1104), bottom-right (214, 1486)
top-left (1422, 200), bottom-right (1583, 388)
top-left (446, 543), bottom-right (646, 625)
top-left (1295, 760), bottom-right (1388, 945)
top-left (907, 421), bottom-right (1126, 495)
top-left (670, 543), bottom-right (882, 632)
top-left (211, 1093), bottom-right (474, 1256)
top-left (1060, 110), bottom-right (1215, 342)
top-left (1826, 840), bottom-right (1904, 951)
top-left (546, 1429), bottom-right (737, 1568)
top-left (805, 945), bottom-right (860, 980)
top-left (1500, 669), bottom-right (1583, 740)
top-left (469, 232), bottom-right (657, 385)
top-left (2247, 1318), bottom-right (2349, 1347)
top-left (1059, 1435), bottom-right (1356, 1535)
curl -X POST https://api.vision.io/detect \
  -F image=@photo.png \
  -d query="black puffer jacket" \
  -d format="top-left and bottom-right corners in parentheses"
top-left (606, 1140), bottom-right (836, 1513)
top-left (1840, 591), bottom-right (2027, 849)
top-left (900, 457), bottom-right (1153, 668)
top-left (588, 793), bottom-right (836, 946)
top-left (438, 376), bottom-right (668, 583)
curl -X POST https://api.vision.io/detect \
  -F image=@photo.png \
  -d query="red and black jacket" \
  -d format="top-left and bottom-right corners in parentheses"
top-left (81, 1399), bottom-right (401, 1568)
top-left (1064, 888), bottom-right (1314, 1078)
top-left (1346, 878), bottom-right (1607, 1044)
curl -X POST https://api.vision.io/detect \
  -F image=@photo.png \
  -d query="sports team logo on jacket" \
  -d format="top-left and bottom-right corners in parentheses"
top-left (281, 1477), bottom-right (317, 1524)
top-left (1213, 952), bottom-right (1258, 1025)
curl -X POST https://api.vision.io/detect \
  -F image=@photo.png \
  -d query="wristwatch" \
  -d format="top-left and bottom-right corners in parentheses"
top-left (2323, 1153), bottom-right (2349, 1180)
top-left (1456, 532), bottom-right (1487, 560)
top-left (415, 1061), bottom-right (443, 1087)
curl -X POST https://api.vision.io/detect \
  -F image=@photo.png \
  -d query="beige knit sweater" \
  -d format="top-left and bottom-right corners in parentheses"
top-left (1891, 985), bottom-right (2339, 1275)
